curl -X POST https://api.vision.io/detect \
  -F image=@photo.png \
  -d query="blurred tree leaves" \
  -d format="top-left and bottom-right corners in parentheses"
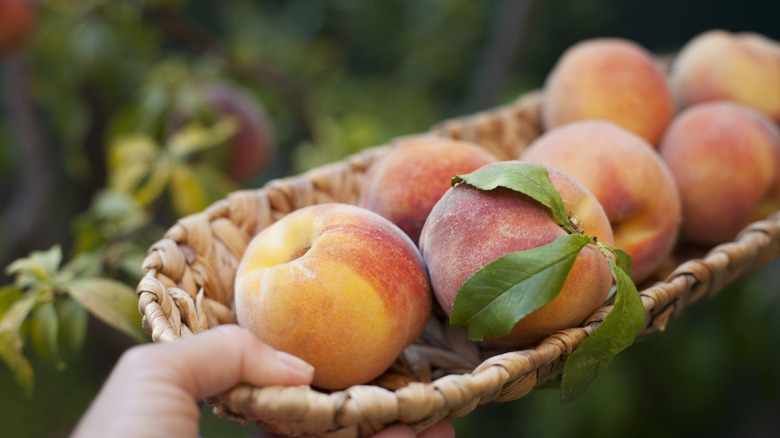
top-left (0, 246), bottom-right (146, 396)
top-left (0, 0), bottom-right (515, 399)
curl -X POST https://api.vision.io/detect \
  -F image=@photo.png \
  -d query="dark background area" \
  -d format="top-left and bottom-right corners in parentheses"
top-left (1, 1), bottom-right (779, 436)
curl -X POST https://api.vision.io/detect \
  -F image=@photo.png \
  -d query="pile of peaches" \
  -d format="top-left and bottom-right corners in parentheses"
top-left (233, 29), bottom-right (780, 390)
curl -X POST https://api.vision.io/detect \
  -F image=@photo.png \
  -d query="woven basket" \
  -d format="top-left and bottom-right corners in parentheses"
top-left (136, 89), bottom-right (780, 437)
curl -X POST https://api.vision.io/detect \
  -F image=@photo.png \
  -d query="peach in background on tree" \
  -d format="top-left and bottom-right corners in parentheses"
top-left (669, 29), bottom-right (780, 123)
top-left (171, 79), bottom-right (276, 183)
top-left (359, 136), bottom-right (499, 243)
top-left (419, 162), bottom-right (615, 349)
top-left (233, 203), bottom-right (432, 390)
top-left (541, 37), bottom-right (675, 146)
top-left (659, 101), bottom-right (780, 246)
top-left (522, 120), bottom-right (681, 284)
top-left (0, 0), bottom-right (35, 56)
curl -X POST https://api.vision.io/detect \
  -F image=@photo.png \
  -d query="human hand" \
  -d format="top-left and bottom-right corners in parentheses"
top-left (70, 324), bottom-right (454, 438)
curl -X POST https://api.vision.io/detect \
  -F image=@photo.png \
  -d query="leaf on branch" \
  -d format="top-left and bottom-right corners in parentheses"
top-left (30, 301), bottom-right (65, 370)
top-left (107, 134), bottom-right (160, 194)
top-left (0, 290), bottom-right (45, 396)
top-left (166, 116), bottom-right (238, 161)
top-left (66, 278), bottom-right (147, 343)
top-left (450, 233), bottom-right (591, 341)
top-left (170, 163), bottom-right (212, 217)
top-left (134, 157), bottom-right (172, 207)
top-left (559, 253), bottom-right (645, 403)
top-left (6, 245), bottom-right (63, 288)
top-left (0, 285), bottom-right (23, 317)
top-left (55, 296), bottom-right (88, 359)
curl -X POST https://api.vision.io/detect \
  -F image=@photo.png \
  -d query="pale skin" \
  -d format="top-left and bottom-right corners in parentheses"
top-left (70, 324), bottom-right (455, 438)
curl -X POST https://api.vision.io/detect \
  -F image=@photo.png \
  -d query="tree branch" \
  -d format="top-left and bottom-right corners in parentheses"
top-left (466, 0), bottom-right (540, 111)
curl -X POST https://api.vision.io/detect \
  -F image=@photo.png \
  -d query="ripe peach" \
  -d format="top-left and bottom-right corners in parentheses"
top-left (359, 136), bottom-right (499, 243)
top-left (669, 29), bottom-right (780, 123)
top-left (234, 203), bottom-right (432, 389)
top-left (419, 162), bottom-right (614, 348)
top-left (522, 120), bottom-right (681, 284)
top-left (658, 101), bottom-right (780, 246)
top-left (541, 38), bottom-right (675, 146)
top-left (0, 0), bottom-right (35, 56)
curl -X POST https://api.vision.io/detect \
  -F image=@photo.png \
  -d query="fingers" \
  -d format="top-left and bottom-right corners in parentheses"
top-left (370, 424), bottom-right (416, 438)
top-left (418, 420), bottom-right (456, 438)
top-left (140, 324), bottom-right (314, 400)
top-left (368, 420), bottom-right (455, 438)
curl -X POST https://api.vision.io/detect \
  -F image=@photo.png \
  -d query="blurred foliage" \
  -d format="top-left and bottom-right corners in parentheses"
top-left (0, 0), bottom-right (779, 437)
top-left (1, 245), bottom-right (145, 395)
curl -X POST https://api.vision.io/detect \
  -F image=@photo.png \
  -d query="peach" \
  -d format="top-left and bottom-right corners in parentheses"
top-left (234, 203), bottom-right (432, 389)
top-left (669, 29), bottom-right (780, 123)
top-left (359, 136), bottom-right (499, 243)
top-left (0, 0), bottom-right (35, 56)
top-left (171, 80), bottom-right (276, 183)
top-left (522, 120), bottom-right (681, 284)
top-left (419, 162), bottom-right (614, 348)
top-left (658, 101), bottom-right (780, 246)
top-left (199, 81), bottom-right (276, 182)
top-left (541, 38), bottom-right (675, 146)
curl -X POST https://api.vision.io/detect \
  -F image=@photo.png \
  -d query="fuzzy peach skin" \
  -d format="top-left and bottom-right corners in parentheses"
top-left (419, 162), bottom-right (615, 349)
top-left (359, 136), bottom-right (499, 243)
top-left (541, 38), bottom-right (675, 146)
top-left (659, 101), bottom-right (780, 246)
top-left (234, 203), bottom-right (432, 390)
top-left (669, 29), bottom-right (780, 123)
top-left (522, 120), bottom-right (681, 284)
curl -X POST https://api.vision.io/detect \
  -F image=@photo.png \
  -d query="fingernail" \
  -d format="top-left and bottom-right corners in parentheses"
top-left (275, 350), bottom-right (315, 376)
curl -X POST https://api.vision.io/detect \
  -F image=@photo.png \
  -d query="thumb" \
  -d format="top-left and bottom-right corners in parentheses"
top-left (155, 324), bottom-right (314, 400)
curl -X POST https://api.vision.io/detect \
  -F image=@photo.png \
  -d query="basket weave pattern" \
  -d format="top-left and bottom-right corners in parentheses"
top-left (137, 90), bottom-right (780, 437)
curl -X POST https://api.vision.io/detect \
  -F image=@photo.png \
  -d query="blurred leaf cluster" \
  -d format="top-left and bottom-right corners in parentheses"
top-left (1, 245), bottom-right (145, 395)
top-left (0, 0), bottom-right (501, 396)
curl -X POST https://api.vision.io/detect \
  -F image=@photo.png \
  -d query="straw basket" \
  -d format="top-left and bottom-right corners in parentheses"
top-left (136, 89), bottom-right (780, 437)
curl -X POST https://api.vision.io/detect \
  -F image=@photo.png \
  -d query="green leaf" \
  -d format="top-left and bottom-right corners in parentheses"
top-left (30, 301), bottom-right (64, 369)
top-left (452, 163), bottom-right (574, 234)
top-left (55, 297), bottom-right (88, 359)
top-left (559, 254), bottom-right (645, 403)
top-left (6, 246), bottom-right (63, 288)
top-left (107, 134), bottom-right (159, 193)
top-left (169, 163), bottom-right (212, 217)
top-left (0, 291), bottom-right (43, 395)
top-left (66, 278), bottom-right (147, 343)
top-left (450, 233), bottom-right (592, 341)
top-left (134, 158), bottom-right (172, 207)
top-left (612, 246), bottom-right (634, 281)
top-left (166, 117), bottom-right (238, 162)
top-left (0, 285), bottom-right (23, 317)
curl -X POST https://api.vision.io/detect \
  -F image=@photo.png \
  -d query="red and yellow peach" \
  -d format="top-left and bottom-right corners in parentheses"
top-left (659, 101), bottom-right (780, 246)
top-left (234, 203), bottom-right (432, 389)
top-left (669, 29), bottom-right (780, 123)
top-left (522, 120), bottom-right (681, 283)
top-left (419, 162), bottom-right (614, 348)
top-left (359, 136), bottom-right (499, 243)
top-left (541, 38), bottom-right (675, 146)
